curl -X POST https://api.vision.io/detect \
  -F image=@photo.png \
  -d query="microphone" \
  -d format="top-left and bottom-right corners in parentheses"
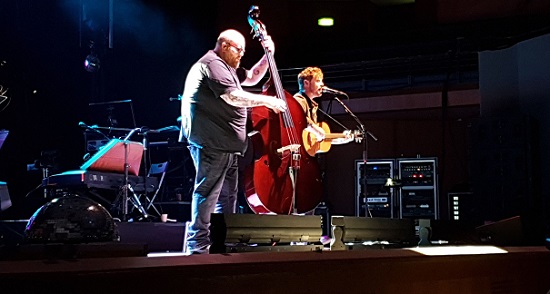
top-left (322, 86), bottom-right (347, 97)
top-left (78, 121), bottom-right (99, 129)
top-left (78, 122), bottom-right (110, 140)
top-left (78, 121), bottom-right (92, 128)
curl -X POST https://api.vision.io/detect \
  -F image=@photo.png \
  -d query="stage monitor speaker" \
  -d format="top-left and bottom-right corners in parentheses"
top-left (80, 139), bottom-right (143, 176)
top-left (428, 219), bottom-right (479, 245)
top-left (476, 215), bottom-right (544, 246)
top-left (330, 216), bottom-right (416, 250)
top-left (210, 214), bottom-right (323, 253)
top-left (117, 222), bottom-right (186, 253)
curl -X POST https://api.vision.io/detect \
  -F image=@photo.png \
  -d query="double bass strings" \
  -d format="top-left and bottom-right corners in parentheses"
top-left (262, 42), bottom-right (301, 155)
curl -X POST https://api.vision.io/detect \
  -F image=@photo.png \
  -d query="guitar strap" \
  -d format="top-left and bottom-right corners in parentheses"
top-left (305, 93), bottom-right (319, 123)
top-left (296, 91), bottom-right (318, 124)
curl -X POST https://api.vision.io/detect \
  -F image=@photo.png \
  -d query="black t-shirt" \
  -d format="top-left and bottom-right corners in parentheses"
top-left (179, 50), bottom-right (248, 153)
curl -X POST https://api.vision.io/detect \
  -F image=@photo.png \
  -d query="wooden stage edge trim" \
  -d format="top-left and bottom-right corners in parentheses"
top-left (0, 246), bottom-right (550, 293)
top-left (0, 245), bottom-right (547, 274)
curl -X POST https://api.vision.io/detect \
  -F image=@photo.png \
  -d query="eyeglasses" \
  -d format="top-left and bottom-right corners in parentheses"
top-left (226, 42), bottom-right (245, 54)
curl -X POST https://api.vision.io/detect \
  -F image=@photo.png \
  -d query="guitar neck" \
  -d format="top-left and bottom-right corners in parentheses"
top-left (324, 133), bottom-right (348, 139)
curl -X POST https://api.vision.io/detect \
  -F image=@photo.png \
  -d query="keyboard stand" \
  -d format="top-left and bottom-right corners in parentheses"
top-left (120, 128), bottom-right (148, 221)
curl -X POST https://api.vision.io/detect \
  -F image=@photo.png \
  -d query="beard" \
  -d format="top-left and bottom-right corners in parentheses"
top-left (227, 56), bottom-right (240, 68)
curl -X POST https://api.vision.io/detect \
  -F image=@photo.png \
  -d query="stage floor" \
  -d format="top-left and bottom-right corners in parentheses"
top-left (1, 245), bottom-right (550, 293)
top-left (2, 219), bottom-right (550, 293)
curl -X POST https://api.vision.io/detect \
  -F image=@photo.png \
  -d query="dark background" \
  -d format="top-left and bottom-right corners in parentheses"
top-left (1, 0), bottom-right (550, 230)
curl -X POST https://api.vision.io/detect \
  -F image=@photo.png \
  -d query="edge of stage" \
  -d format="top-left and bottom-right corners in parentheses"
top-left (1, 243), bottom-right (550, 293)
top-left (2, 218), bottom-right (550, 293)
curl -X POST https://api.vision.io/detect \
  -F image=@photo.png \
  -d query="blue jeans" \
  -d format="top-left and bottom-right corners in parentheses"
top-left (185, 145), bottom-right (239, 254)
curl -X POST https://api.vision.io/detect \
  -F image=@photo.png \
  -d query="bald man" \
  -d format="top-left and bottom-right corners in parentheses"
top-left (179, 29), bottom-right (285, 254)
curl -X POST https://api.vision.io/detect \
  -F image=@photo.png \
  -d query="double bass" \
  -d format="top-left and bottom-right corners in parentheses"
top-left (244, 6), bottom-right (323, 215)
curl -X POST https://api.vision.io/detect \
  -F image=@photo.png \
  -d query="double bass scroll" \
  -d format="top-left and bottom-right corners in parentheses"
top-left (244, 6), bottom-right (323, 215)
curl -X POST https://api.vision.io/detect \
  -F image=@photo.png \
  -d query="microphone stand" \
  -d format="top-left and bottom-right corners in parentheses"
top-left (318, 108), bottom-right (350, 132)
top-left (140, 127), bottom-right (150, 200)
top-left (333, 97), bottom-right (378, 217)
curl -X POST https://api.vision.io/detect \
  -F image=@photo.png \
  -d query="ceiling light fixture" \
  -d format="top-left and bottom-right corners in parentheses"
top-left (318, 17), bottom-right (334, 27)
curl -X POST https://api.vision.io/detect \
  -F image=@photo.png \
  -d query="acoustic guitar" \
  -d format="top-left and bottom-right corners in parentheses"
top-left (302, 121), bottom-right (361, 157)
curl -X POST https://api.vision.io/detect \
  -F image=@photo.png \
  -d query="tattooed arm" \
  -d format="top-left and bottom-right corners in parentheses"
top-left (220, 89), bottom-right (286, 113)
top-left (242, 35), bottom-right (274, 86)
top-left (241, 55), bottom-right (270, 86)
top-left (222, 35), bottom-right (283, 111)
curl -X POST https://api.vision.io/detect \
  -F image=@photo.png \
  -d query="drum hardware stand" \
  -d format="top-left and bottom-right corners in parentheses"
top-left (30, 150), bottom-right (58, 199)
top-left (41, 165), bottom-right (50, 199)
